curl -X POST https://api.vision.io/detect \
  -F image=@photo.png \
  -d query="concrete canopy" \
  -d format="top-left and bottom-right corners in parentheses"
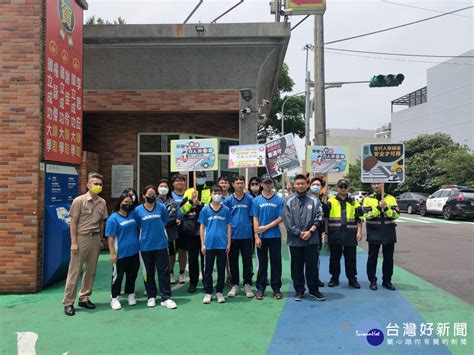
top-left (83, 23), bottom-right (290, 113)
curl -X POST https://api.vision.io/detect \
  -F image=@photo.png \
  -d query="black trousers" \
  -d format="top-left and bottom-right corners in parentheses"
top-left (229, 238), bottom-right (253, 286)
top-left (329, 243), bottom-right (357, 281)
top-left (186, 234), bottom-right (205, 287)
top-left (141, 249), bottom-right (171, 301)
top-left (290, 244), bottom-right (319, 294)
top-left (203, 249), bottom-right (227, 294)
top-left (256, 238), bottom-right (282, 292)
top-left (367, 243), bottom-right (395, 283)
top-left (111, 253), bottom-right (140, 298)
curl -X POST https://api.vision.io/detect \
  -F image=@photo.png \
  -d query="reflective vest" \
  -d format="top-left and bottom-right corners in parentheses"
top-left (327, 195), bottom-right (361, 246)
top-left (362, 193), bottom-right (399, 245)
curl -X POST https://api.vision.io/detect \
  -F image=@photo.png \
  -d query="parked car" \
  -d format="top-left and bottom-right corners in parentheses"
top-left (420, 185), bottom-right (474, 220)
top-left (351, 191), bottom-right (369, 204)
top-left (396, 192), bottom-right (429, 214)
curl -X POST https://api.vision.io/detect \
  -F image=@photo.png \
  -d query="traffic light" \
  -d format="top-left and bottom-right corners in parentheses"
top-left (369, 74), bottom-right (405, 87)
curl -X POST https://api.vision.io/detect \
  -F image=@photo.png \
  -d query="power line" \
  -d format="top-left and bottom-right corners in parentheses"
top-left (325, 5), bottom-right (474, 45)
top-left (291, 15), bottom-right (310, 31)
top-left (325, 47), bottom-right (474, 58)
top-left (380, 0), bottom-right (474, 19)
top-left (325, 50), bottom-right (474, 66)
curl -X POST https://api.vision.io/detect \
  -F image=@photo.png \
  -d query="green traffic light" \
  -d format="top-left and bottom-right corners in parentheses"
top-left (369, 73), bottom-right (405, 87)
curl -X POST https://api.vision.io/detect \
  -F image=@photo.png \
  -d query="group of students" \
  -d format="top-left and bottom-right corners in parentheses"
top-left (62, 170), bottom-right (399, 315)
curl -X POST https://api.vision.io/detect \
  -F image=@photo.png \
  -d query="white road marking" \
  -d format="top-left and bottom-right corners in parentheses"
top-left (16, 332), bottom-right (38, 355)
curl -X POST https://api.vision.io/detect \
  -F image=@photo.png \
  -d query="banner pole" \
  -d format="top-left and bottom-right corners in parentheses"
top-left (193, 171), bottom-right (197, 191)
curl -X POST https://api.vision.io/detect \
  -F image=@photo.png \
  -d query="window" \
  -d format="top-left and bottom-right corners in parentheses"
top-left (431, 190), bottom-right (442, 198)
top-left (439, 190), bottom-right (450, 198)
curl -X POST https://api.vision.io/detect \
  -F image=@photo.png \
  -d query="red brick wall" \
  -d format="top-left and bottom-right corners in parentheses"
top-left (84, 90), bottom-right (240, 112)
top-left (83, 112), bottom-right (239, 210)
top-left (0, 0), bottom-right (43, 293)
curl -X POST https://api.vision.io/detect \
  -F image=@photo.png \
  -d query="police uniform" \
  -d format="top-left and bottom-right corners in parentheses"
top-left (363, 192), bottom-right (399, 290)
top-left (326, 194), bottom-right (363, 286)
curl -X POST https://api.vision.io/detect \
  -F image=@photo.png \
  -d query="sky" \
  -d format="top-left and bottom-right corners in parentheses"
top-left (84, 0), bottom-right (473, 157)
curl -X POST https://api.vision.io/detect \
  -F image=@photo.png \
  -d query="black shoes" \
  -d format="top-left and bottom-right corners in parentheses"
top-left (274, 291), bottom-right (283, 300)
top-left (308, 290), bottom-right (326, 301)
top-left (328, 279), bottom-right (339, 287)
top-left (318, 279), bottom-right (325, 288)
top-left (370, 281), bottom-right (378, 290)
top-left (78, 300), bottom-right (96, 309)
top-left (64, 304), bottom-right (75, 316)
top-left (294, 292), bottom-right (304, 301)
top-left (187, 284), bottom-right (197, 293)
top-left (349, 280), bottom-right (361, 289)
top-left (256, 290), bottom-right (264, 300)
top-left (382, 282), bottom-right (396, 291)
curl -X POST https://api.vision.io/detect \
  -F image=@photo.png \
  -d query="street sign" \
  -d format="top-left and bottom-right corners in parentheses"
top-left (361, 143), bottom-right (405, 183)
top-left (307, 145), bottom-right (348, 174)
top-left (285, 0), bottom-right (326, 15)
top-left (265, 134), bottom-right (300, 177)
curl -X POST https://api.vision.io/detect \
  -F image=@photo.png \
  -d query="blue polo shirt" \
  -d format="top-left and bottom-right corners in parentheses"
top-left (105, 212), bottom-right (140, 259)
top-left (224, 193), bottom-right (254, 240)
top-left (133, 203), bottom-right (169, 252)
top-left (198, 204), bottom-right (231, 250)
top-left (172, 191), bottom-right (184, 219)
top-left (251, 194), bottom-right (284, 239)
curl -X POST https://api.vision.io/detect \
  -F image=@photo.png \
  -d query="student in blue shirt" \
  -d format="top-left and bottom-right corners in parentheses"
top-left (199, 185), bottom-right (231, 304)
top-left (251, 174), bottom-right (285, 300)
top-left (106, 193), bottom-right (140, 310)
top-left (224, 175), bottom-right (254, 298)
top-left (171, 173), bottom-right (188, 284)
top-left (133, 185), bottom-right (177, 309)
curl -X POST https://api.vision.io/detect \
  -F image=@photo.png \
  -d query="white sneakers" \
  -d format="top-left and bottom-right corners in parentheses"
top-left (203, 294), bottom-right (212, 304)
top-left (170, 274), bottom-right (176, 284)
top-left (160, 299), bottom-right (177, 309)
top-left (128, 293), bottom-right (137, 306)
top-left (178, 273), bottom-right (186, 284)
top-left (244, 284), bottom-right (255, 298)
top-left (216, 293), bottom-right (225, 303)
top-left (147, 297), bottom-right (156, 307)
top-left (111, 297), bottom-right (122, 310)
top-left (227, 285), bottom-right (240, 297)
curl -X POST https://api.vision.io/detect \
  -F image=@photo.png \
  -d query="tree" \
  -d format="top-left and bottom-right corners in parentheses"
top-left (86, 16), bottom-right (126, 25)
top-left (344, 133), bottom-right (473, 195)
top-left (258, 63), bottom-right (305, 143)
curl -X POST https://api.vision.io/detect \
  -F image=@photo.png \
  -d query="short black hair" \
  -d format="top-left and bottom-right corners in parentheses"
top-left (157, 179), bottom-right (172, 199)
top-left (294, 174), bottom-right (307, 182)
top-left (171, 173), bottom-right (186, 183)
top-left (217, 175), bottom-right (230, 183)
top-left (232, 175), bottom-right (245, 183)
top-left (211, 185), bottom-right (223, 193)
top-left (143, 185), bottom-right (158, 196)
top-left (88, 172), bottom-right (103, 180)
top-left (122, 188), bottom-right (139, 208)
top-left (310, 176), bottom-right (325, 187)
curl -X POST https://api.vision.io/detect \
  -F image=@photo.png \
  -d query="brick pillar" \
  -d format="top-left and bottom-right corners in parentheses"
top-left (79, 151), bottom-right (100, 194)
top-left (0, 0), bottom-right (44, 293)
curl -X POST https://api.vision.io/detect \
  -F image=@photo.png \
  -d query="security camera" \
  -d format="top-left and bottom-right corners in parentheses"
top-left (257, 114), bottom-right (268, 123)
top-left (240, 107), bottom-right (251, 114)
top-left (261, 99), bottom-right (270, 105)
top-left (280, 8), bottom-right (292, 16)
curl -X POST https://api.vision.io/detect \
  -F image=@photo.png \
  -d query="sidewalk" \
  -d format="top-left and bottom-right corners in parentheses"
top-left (1, 242), bottom-right (472, 354)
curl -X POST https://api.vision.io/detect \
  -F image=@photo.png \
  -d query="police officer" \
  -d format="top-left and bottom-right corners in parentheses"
top-left (326, 179), bottom-right (363, 289)
top-left (363, 182), bottom-right (399, 291)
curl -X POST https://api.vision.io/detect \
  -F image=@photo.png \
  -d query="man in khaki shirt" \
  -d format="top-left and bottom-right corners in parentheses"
top-left (63, 172), bottom-right (108, 316)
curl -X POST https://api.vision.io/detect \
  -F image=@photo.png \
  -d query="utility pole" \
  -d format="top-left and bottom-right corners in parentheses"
top-left (303, 44), bottom-right (314, 152)
top-left (313, 14), bottom-right (326, 145)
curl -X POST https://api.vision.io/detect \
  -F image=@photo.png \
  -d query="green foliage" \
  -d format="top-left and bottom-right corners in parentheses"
top-left (258, 64), bottom-right (305, 143)
top-left (345, 133), bottom-right (473, 195)
top-left (86, 16), bottom-right (126, 25)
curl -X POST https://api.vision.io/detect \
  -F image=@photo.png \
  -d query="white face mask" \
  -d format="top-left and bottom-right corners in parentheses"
top-left (158, 187), bottom-right (169, 196)
top-left (212, 194), bottom-right (222, 203)
top-left (310, 185), bottom-right (321, 194)
top-left (251, 186), bottom-right (260, 193)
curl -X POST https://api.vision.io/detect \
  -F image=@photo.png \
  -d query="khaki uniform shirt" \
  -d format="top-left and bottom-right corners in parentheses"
top-left (70, 191), bottom-right (108, 235)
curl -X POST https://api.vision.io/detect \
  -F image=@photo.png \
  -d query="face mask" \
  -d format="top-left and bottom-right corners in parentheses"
top-left (145, 195), bottom-right (156, 204)
top-left (197, 177), bottom-right (206, 186)
top-left (310, 185), bottom-right (321, 194)
top-left (121, 203), bottom-right (133, 212)
top-left (158, 187), bottom-right (169, 196)
top-left (251, 186), bottom-right (260, 193)
top-left (89, 185), bottom-right (102, 194)
top-left (212, 194), bottom-right (222, 203)
top-left (130, 194), bottom-right (136, 202)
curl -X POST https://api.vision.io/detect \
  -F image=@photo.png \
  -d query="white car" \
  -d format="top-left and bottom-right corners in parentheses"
top-left (421, 185), bottom-right (474, 220)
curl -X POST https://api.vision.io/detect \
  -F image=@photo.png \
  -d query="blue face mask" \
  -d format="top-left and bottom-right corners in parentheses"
top-left (310, 185), bottom-right (321, 194)
top-left (197, 177), bottom-right (206, 186)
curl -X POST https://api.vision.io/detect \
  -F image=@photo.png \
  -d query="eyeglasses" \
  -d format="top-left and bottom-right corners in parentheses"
top-left (338, 185), bottom-right (348, 189)
top-left (91, 183), bottom-right (103, 186)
